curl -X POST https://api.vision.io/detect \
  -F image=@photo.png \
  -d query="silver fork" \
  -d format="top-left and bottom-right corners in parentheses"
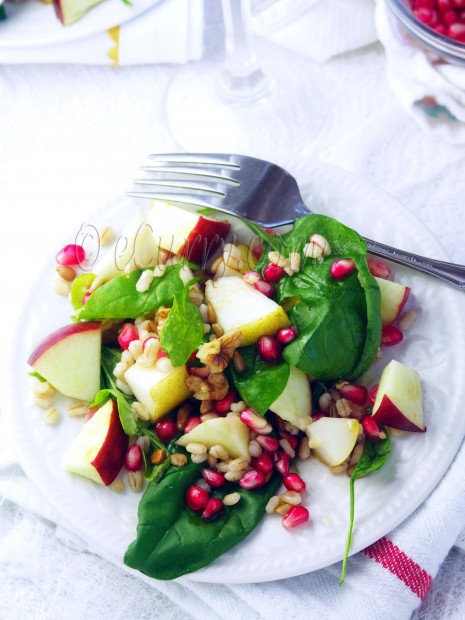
top-left (129, 153), bottom-right (465, 290)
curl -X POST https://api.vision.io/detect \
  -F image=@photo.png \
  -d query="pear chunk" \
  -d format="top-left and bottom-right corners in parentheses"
top-left (269, 366), bottom-right (312, 427)
top-left (307, 418), bottom-right (360, 467)
top-left (176, 416), bottom-right (251, 461)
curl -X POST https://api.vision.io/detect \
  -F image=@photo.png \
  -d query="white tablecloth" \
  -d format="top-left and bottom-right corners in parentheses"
top-left (1, 1), bottom-right (465, 619)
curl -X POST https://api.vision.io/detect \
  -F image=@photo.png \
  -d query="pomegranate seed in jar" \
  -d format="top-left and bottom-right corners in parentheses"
top-left (56, 244), bottom-right (86, 266)
top-left (256, 435), bottom-right (280, 452)
top-left (443, 9), bottom-right (458, 23)
top-left (367, 258), bottom-right (392, 279)
top-left (214, 389), bottom-right (237, 413)
top-left (202, 498), bottom-right (223, 521)
top-left (381, 325), bottom-right (404, 346)
top-left (254, 452), bottom-right (274, 474)
top-left (449, 22), bottom-right (465, 40)
top-left (263, 263), bottom-right (286, 283)
top-left (435, 23), bottom-right (449, 33)
top-left (282, 505), bottom-right (310, 529)
top-left (330, 258), bottom-right (356, 280)
top-left (118, 323), bottom-right (139, 350)
top-left (257, 336), bottom-right (282, 364)
top-left (186, 485), bottom-right (209, 511)
top-left (125, 444), bottom-right (143, 472)
top-left (277, 326), bottom-right (298, 345)
top-left (201, 468), bottom-right (225, 488)
top-left (438, 0), bottom-right (452, 10)
top-left (274, 450), bottom-right (290, 476)
top-left (338, 382), bottom-right (368, 406)
top-left (154, 418), bottom-right (178, 443)
top-left (184, 416), bottom-right (201, 434)
top-left (253, 279), bottom-right (275, 298)
top-left (283, 472), bottom-right (306, 493)
top-left (361, 415), bottom-right (383, 442)
top-left (239, 469), bottom-right (266, 490)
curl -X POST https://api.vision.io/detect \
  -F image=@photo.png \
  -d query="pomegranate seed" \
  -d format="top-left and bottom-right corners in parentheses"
top-left (154, 418), bottom-right (178, 443)
top-left (215, 389), bottom-right (237, 413)
top-left (186, 485), bottom-right (209, 511)
top-left (443, 8), bottom-right (458, 23)
top-left (361, 415), bottom-right (383, 442)
top-left (435, 23), bottom-right (449, 33)
top-left (312, 411), bottom-right (327, 421)
top-left (282, 505), bottom-right (310, 529)
top-left (330, 258), bottom-right (356, 280)
top-left (252, 242), bottom-right (263, 260)
top-left (253, 279), bottom-right (275, 297)
top-left (157, 348), bottom-right (168, 360)
top-left (257, 336), bottom-right (282, 364)
top-left (279, 431), bottom-right (299, 451)
top-left (240, 408), bottom-right (272, 433)
top-left (283, 472), bottom-right (306, 493)
top-left (453, 0), bottom-right (465, 6)
top-left (415, 0), bottom-right (435, 7)
top-left (82, 292), bottom-right (92, 305)
top-left (184, 416), bottom-right (201, 434)
top-left (274, 450), bottom-right (290, 476)
top-left (263, 263), bottom-right (286, 283)
top-left (254, 452), bottom-right (274, 474)
top-left (84, 405), bottom-right (98, 422)
top-left (243, 271), bottom-right (261, 285)
top-left (124, 444), bottom-right (143, 472)
top-left (367, 258), bottom-right (391, 279)
top-left (367, 384), bottom-right (379, 406)
top-left (263, 227), bottom-right (275, 235)
top-left (338, 382), bottom-right (368, 406)
top-left (438, 0), bottom-right (452, 10)
top-left (201, 468), bottom-right (225, 488)
top-left (449, 21), bottom-right (465, 40)
top-left (381, 325), bottom-right (404, 346)
top-left (202, 497), bottom-right (223, 520)
top-left (277, 326), bottom-right (298, 345)
top-left (56, 244), bottom-right (86, 266)
top-left (118, 323), bottom-right (139, 350)
top-left (256, 435), bottom-right (280, 452)
top-left (239, 469), bottom-right (266, 490)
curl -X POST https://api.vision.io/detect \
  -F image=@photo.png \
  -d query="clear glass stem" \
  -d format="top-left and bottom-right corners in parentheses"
top-left (219, 0), bottom-right (273, 103)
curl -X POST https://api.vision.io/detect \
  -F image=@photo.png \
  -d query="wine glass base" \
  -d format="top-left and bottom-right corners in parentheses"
top-left (165, 42), bottom-right (330, 159)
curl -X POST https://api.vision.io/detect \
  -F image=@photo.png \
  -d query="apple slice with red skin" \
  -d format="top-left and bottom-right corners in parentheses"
top-left (149, 200), bottom-right (230, 266)
top-left (28, 322), bottom-right (101, 402)
top-left (54, 0), bottom-right (105, 26)
top-left (375, 277), bottom-right (410, 326)
top-left (372, 360), bottom-right (425, 432)
top-left (61, 398), bottom-right (128, 486)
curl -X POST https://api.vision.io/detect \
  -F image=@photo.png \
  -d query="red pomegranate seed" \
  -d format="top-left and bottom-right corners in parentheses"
top-left (367, 258), bottom-right (392, 279)
top-left (186, 485), bottom-right (209, 511)
top-left (184, 416), bottom-right (201, 434)
top-left (154, 418), bottom-right (178, 443)
top-left (124, 444), bottom-right (143, 472)
top-left (277, 326), bottom-right (298, 345)
top-left (240, 408), bottom-right (272, 434)
top-left (367, 384), bottom-right (379, 406)
top-left (438, 0), bottom-right (452, 10)
top-left (256, 435), bottom-right (280, 452)
top-left (274, 450), bottom-right (290, 476)
top-left (453, 0), bottom-right (465, 7)
top-left (56, 244), bottom-right (86, 267)
top-left (435, 23), bottom-right (449, 33)
top-left (449, 21), bottom-right (465, 40)
top-left (254, 452), bottom-right (273, 474)
top-left (157, 348), bottom-right (168, 360)
top-left (201, 468), bottom-right (225, 488)
top-left (257, 336), bottom-right (282, 364)
top-left (414, 0), bottom-right (435, 7)
top-left (443, 8), bottom-right (458, 23)
top-left (202, 497), bottom-right (223, 520)
top-left (282, 505), bottom-right (310, 529)
top-left (312, 411), bottom-right (327, 421)
top-left (338, 382), bottom-right (368, 406)
top-left (361, 415), bottom-right (383, 442)
top-left (239, 469), bottom-right (266, 490)
top-left (84, 405), bottom-right (98, 422)
top-left (283, 472), bottom-right (306, 493)
top-left (214, 389), bottom-right (237, 413)
top-left (253, 279), bottom-right (275, 298)
top-left (279, 431), bottom-right (299, 451)
top-left (330, 258), bottom-right (356, 280)
top-left (381, 325), bottom-right (404, 346)
top-left (252, 241), bottom-right (263, 260)
top-left (82, 292), bottom-right (92, 305)
top-left (263, 263), bottom-right (286, 283)
top-left (118, 323), bottom-right (139, 350)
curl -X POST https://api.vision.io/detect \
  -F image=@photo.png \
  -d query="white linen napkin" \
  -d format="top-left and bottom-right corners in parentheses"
top-left (375, 0), bottom-right (465, 144)
top-left (0, 0), bottom-right (204, 65)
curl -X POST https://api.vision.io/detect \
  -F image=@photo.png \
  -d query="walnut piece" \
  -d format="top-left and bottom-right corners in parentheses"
top-left (196, 330), bottom-right (242, 373)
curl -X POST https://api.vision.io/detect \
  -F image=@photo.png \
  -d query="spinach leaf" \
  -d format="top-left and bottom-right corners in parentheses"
top-left (124, 465), bottom-right (281, 580)
top-left (160, 284), bottom-right (204, 367)
top-left (74, 264), bottom-right (185, 321)
top-left (229, 345), bottom-right (290, 415)
top-left (70, 273), bottom-right (97, 311)
top-left (340, 434), bottom-right (392, 585)
top-left (140, 427), bottom-right (171, 482)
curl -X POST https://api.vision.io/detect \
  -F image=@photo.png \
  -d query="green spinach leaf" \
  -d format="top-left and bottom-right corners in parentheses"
top-left (340, 434), bottom-right (392, 585)
top-left (74, 264), bottom-right (185, 321)
top-left (124, 465), bottom-right (281, 580)
top-left (229, 345), bottom-right (290, 415)
top-left (160, 284), bottom-right (204, 367)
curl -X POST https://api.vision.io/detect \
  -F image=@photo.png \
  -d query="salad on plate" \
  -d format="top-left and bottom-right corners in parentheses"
top-left (27, 198), bottom-right (425, 582)
top-left (1, 0), bottom-right (129, 26)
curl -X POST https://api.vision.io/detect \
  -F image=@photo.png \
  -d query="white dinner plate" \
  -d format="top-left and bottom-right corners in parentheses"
top-left (0, 0), bottom-right (162, 48)
top-left (5, 157), bottom-right (465, 584)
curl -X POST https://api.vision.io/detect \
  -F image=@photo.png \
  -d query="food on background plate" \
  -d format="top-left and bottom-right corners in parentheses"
top-left (27, 199), bottom-right (423, 582)
top-left (408, 0), bottom-right (465, 44)
top-left (0, 0), bottom-right (128, 26)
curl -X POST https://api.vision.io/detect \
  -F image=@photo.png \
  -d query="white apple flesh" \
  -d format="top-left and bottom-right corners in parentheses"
top-left (307, 417), bottom-right (360, 467)
top-left (176, 416), bottom-right (251, 461)
top-left (269, 366), bottom-right (312, 427)
top-left (372, 359), bottom-right (425, 432)
top-left (205, 276), bottom-right (290, 346)
top-left (61, 398), bottom-right (128, 486)
top-left (28, 322), bottom-right (101, 402)
top-left (124, 363), bottom-right (191, 422)
top-left (375, 277), bottom-right (410, 326)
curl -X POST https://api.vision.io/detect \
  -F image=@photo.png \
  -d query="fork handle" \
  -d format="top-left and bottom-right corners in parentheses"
top-left (365, 237), bottom-right (465, 290)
